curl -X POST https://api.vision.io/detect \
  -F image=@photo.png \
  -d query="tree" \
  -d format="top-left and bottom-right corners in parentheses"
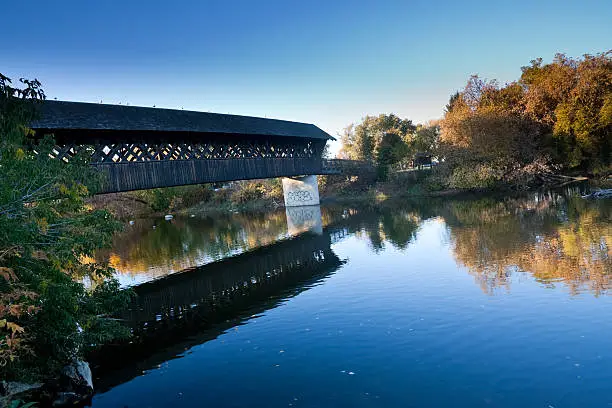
top-left (338, 124), bottom-right (361, 160)
top-left (439, 50), bottom-right (611, 189)
top-left (439, 75), bottom-right (546, 188)
top-left (551, 52), bottom-right (612, 168)
top-left (376, 132), bottom-right (410, 179)
top-left (322, 140), bottom-right (333, 159)
top-left (519, 51), bottom-right (611, 168)
top-left (377, 132), bottom-right (409, 166)
top-left (0, 74), bottom-right (132, 381)
top-left (413, 121), bottom-right (440, 155)
top-left (445, 91), bottom-right (461, 114)
top-left (339, 114), bottom-right (416, 164)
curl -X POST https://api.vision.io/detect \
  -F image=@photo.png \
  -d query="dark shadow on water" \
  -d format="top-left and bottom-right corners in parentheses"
top-left (90, 225), bottom-right (351, 393)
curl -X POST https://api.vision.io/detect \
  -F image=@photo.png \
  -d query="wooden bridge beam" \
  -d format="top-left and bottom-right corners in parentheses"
top-left (95, 157), bottom-right (327, 193)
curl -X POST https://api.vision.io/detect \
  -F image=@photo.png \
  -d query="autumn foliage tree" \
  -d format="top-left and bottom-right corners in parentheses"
top-left (0, 74), bottom-right (132, 381)
top-left (439, 51), bottom-right (611, 188)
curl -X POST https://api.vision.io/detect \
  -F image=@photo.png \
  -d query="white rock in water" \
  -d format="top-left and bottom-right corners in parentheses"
top-left (53, 360), bottom-right (94, 406)
top-left (60, 360), bottom-right (93, 391)
top-left (164, 214), bottom-right (174, 220)
top-left (74, 360), bottom-right (93, 390)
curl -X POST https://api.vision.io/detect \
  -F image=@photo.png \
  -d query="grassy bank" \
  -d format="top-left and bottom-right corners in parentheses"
top-left (88, 166), bottom-right (609, 220)
top-left (88, 180), bottom-right (284, 219)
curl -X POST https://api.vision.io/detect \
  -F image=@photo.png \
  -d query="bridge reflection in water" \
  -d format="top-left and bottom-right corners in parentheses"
top-left (92, 206), bottom-right (349, 392)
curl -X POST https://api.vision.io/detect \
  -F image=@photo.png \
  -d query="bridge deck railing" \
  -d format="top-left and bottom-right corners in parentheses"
top-left (321, 159), bottom-right (374, 175)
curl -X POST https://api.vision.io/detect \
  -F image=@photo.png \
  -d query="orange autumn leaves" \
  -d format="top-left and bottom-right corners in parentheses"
top-left (0, 267), bottom-right (39, 365)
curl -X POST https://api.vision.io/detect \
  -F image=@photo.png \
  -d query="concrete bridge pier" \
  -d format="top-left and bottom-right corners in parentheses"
top-left (281, 175), bottom-right (320, 207)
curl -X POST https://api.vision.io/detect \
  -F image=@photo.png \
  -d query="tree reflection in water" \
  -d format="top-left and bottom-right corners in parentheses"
top-left (98, 210), bottom-right (294, 284)
top-left (100, 184), bottom-right (610, 295)
top-left (445, 192), bottom-right (611, 295)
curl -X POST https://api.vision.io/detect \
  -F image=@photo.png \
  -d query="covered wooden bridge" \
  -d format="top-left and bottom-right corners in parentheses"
top-left (31, 101), bottom-right (340, 194)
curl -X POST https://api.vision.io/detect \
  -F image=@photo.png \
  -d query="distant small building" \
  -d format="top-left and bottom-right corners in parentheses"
top-left (412, 152), bottom-right (432, 168)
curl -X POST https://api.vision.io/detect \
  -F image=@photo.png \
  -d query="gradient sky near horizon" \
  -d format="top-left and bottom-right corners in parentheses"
top-left (2, 0), bottom-right (611, 149)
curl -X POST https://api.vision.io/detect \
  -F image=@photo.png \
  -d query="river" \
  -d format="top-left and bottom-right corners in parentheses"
top-left (90, 185), bottom-right (611, 407)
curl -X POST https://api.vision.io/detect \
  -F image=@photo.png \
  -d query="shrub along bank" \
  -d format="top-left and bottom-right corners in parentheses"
top-left (0, 75), bottom-right (132, 404)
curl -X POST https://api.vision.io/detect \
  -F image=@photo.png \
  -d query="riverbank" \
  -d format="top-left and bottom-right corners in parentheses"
top-left (87, 189), bottom-right (284, 219)
top-left (317, 172), bottom-right (602, 209)
top-left (88, 172), bottom-right (607, 220)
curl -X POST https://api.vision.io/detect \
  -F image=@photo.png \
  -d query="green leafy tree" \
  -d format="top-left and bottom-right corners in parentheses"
top-left (340, 114), bottom-right (416, 164)
top-left (376, 132), bottom-right (409, 179)
top-left (0, 74), bottom-right (132, 381)
top-left (413, 121), bottom-right (440, 155)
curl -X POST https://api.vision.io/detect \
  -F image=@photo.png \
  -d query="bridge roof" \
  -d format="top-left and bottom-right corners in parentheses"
top-left (31, 100), bottom-right (334, 140)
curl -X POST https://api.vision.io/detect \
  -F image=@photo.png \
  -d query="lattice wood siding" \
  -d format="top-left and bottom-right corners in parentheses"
top-left (48, 140), bottom-right (319, 163)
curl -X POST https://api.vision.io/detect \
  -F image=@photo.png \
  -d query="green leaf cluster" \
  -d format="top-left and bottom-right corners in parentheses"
top-left (339, 114), bottom-right (417, 164)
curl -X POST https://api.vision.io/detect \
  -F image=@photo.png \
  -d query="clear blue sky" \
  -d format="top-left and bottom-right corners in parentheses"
top-left (2, 0), bottom-right (610, 149)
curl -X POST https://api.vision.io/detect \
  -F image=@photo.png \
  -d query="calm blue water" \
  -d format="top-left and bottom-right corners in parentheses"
top-left (92, 189), bottom-right (611, 407)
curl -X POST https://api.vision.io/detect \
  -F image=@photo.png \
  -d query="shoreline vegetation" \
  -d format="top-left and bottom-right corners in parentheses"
top-left (335, 52), bottom-right (611, 195)
top-left (87, 171), bottom-right (605, 220)
top-left (0, 49), bottom-right (610, 405)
